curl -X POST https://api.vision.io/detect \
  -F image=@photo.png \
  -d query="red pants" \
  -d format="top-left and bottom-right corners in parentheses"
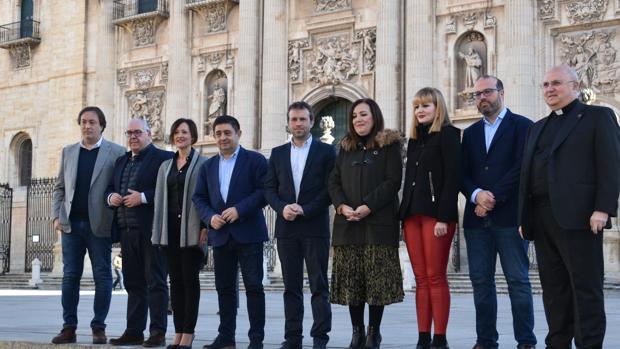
top-left (403, 215), bottom-right (456, 334)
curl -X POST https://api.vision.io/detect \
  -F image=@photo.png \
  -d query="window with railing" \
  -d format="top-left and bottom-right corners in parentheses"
top-left (0, 20), bottom-right (40, 46)
top-left (113, 0), bottom-right (168, 21)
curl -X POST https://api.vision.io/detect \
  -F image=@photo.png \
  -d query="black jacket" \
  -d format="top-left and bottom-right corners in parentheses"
top-left (328, 129), bottom-right (403, 246)
top-left (399, 124), bottom-right (461, 223)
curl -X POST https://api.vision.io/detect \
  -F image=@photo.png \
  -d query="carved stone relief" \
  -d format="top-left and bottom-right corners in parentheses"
top-left (446, 16), bottom-right (457, 34)
top-left (456, 32), bottom-right (487, 107)
top-left (463, 12), bottom-right (478, 30)
top-left (205, 2), bottom-right (227, 33)
top-left (126, 88), bottom-right (166, 141)
top-left (9, 45), bottom-right (31, 69)
top-left (307, 34), bottom-right (359, 85)
top-left (204, 70), bottom-right (228, 138)
top-left (538, 0), bottom-right (556, 20)
top-left (484, 12), bottom-right (496, 28)
top-left (198, 51), bottom-right (226, 72)
top-left (134, 70), bottom-right (157, 89)
top-left (314, 0), bottom-right (351, 13)
top-left (118, 69), bottom-right (129, 87)
top-left (354, 28), bottom-right (377, 72)
top-left (288, 39), bottom-right (310, 82)
top-left (558, 29), bottom-right (618, 93)
top-left (160, 62), bottom-right (168, 84)
top-left (565, 0), bottom-right (608, 24)
top-left (132, 18), bottom-right (155, 47)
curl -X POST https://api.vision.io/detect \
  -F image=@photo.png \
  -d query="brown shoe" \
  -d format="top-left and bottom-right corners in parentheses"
top-left (92, 328), bottom-right (107, 344)
top-left (110, 331), bottom-right (145, 346)
top-left (51, 327), bottom-right (76, 344)
top-left (143, 332), bottom-right (166, 347)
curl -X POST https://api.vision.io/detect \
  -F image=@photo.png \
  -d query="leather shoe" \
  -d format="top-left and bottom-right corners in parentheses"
top-left (348, 325), bottom-right (365, 349)
top-left (51, 327), bottom-right (76, 344)
top-left (110, 331), bottom-right (145, 346)
top-left (364, 326), bottom-right (381, 349)
top-left (471, 345), bottom-right (485, 349)
top-left (518, 345), bottom-right (536, 349)
top-left (278, 341), bottom-right (302, 349)
top-left (202, 336), bottom-right (236, 349)
top-left (430, 344), bottom-right (449, 349)
top-left (144, 332), bottom-right (166, 347)
top-left (92, 328), bottom-right (107, 344)
top-left (247, 342), bottom-right (263, 349)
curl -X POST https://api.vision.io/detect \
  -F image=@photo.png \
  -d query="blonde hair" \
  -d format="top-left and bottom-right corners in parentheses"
top-left (410, 87), bottom-right (451, 140)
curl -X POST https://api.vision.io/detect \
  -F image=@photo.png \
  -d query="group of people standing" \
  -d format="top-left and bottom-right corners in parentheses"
top-left (50, 64), bottom-right (619, 349)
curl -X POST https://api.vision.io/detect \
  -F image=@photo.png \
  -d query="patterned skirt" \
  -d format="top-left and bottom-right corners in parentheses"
top-left (330, 245), bottom-right (404, 306)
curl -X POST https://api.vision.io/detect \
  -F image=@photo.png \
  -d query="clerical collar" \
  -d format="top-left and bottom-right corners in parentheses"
top-left (553, 98), bottom-right (579, 116)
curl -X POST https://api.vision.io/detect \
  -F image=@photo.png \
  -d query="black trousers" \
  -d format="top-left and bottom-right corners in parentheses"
top-left (533, 201), bottom-right (605, 349)
top-left (277, 236), bottom-right (332, 346)
top-left (120, 228), bottom-right (168, 335)
top-left (166, 246), bottom-right (203, 334)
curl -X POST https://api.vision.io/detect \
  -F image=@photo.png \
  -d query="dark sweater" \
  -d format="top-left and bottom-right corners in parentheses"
top-left (69, 146), bottom-right (100, 221)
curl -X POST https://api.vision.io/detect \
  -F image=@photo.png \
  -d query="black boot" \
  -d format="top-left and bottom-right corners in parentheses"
top-left (347, 325), bottom-right (366, 349)
top-left (364, 326), bottom-right (382, 349)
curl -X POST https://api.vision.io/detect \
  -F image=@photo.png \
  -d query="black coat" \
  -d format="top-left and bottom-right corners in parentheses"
top-left (328, 129), bottom-right (403, 246)
top-left (399, 124), bottom-right (461, 223)
top-left (518, 100), bottom-right (620, 239)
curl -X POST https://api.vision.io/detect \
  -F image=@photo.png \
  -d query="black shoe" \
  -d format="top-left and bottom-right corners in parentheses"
top-left (430, 345), bottom-right (449, 349)
top-left (278, 341), bottom-right (302, 349)
top-left (417, 345), bottom-right (431, 349)
top-left (202, 336), bottom-right (236, 349)
top-left (110, 331), bottom-right (145, 346)
top-left (247, 342), bottom-right (263, 349)
top-left (144, 332), bottom-right (166, 347)
top-left (364, 326), bottom-right (381, 349)
top-left (312, 338), bottom-right (328, 349)
top-left (347, 325), bottom-right (365, 349)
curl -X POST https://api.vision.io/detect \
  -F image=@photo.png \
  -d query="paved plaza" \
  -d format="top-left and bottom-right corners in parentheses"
top-left (0, 290), bottom-right (618, 348)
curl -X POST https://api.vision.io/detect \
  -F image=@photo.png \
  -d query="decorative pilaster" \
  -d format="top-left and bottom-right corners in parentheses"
top-left (405, 0), bottom-right (434, 134)
top-left (374, 1), bottom-right (402, 129)
top-left (234, 0), bottom-right (260, 148)
top-left (503, 1), bottom-right (536, 117)
top-left (261, 0), bottom-right (288, 149)
top-left (95, 0), bottom-right (117, 128)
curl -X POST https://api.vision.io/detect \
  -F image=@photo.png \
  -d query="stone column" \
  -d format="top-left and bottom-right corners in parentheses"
top-left (165, 0), bottom-right (191, 134)
top-left (502, 1), bottom-right (536, 117)
top-left (374, 1), bottom-right (402, 129)
top-left (260, 0), bottom-right (288, 150)
top-left (404, 0), bottom-right (434, 134)
top-left (95, 0), bottom-right (116, 125)
top-left (235, 0), bottom-right (261, 149)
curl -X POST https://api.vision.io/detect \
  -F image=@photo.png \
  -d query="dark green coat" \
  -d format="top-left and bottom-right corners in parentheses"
top-left (328, 129), bottom-right (403, 246)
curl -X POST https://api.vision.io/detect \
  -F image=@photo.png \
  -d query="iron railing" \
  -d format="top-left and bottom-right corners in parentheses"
top-left (0, 184), bottom-right (13, 273)
top-left (25, 177), bottom-right (56, 272)
top-left (113, 0), bottom-right (168, 21)
top-left (0, 20), bottom-right (40, 45)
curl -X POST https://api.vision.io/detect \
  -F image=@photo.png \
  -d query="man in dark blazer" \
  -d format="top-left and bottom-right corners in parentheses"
top-left (264, 101), bottom-right (335, 349)
top-left (51, 107), bottom-right (126, 344)
top-left (106, 118), bottom-right (173, 346)
top-left (518, 65), bottom-right (620, 349)
top-left (193, 115), bottom-right (269, 349)
top-left (461, 75), bottom-right (537, 349)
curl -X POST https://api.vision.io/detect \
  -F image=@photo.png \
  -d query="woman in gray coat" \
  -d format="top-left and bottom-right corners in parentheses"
top-left (152, 118), bottom-right (207, 349)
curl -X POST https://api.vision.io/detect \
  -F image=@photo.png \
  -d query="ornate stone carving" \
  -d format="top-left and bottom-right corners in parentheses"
top-left (319, 116), bottom-right (335, 145)
top-left (9, 45), bottom-right (31, 69)
top-left (463, 12), bottom-right (478, 30)
top-left (459, 48), bottom-right (483, 89)
top-left (354, 28), bottom-right (377, 72)
top-left (484, 12), bottom-right (496, 28)
top-left (126, 88), bottom-right (166, 141)
top-left (314, 0), bottom-right (351, 13)
top-left (288, 39), bottom-right (310, 82)
top-left (117, 69), bottom-right (128, 86)
top-left (205, 2), bottom-right (227, 33)
top-left (134, 70), bottom-right (156, 89)
top-left (565, 0), bottom-right (608, 24)
top-left (538, 0), bottom-right (555, 20)
top-left (559, 29), bottom-right (618, 93)
top-left (307, 35), bottom-right (359, 85)
top-left (160, 62), bottom-right (168, 84)
top-left (446, 16), bottom-right (457, 34)
top-left (132, 18), bottom-right (155, 47)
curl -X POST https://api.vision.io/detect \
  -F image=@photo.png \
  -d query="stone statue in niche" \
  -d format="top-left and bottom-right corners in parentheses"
top-left (571, 46), bottom-right (596, 88)
top-left (459, 47), bottom-right (483, 89)
top-left (204, 70), bottom-right (228, 138)
top-left (208, 84), bottom-right (227, 118)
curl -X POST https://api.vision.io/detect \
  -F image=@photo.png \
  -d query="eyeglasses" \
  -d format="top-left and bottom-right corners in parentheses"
top-left (541, 80), bottom-right (576, 89)
top-left (473, 88), bottom-right (499, 99)
top-left (125, 130), bottom-right (144, 137)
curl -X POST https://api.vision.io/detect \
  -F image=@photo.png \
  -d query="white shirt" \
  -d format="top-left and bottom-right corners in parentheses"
top-left (219, 145), bottom-right (240, 203)
top-left (290, 135), bottom-right (312, 200)
top-left (471, 108), bottom-right (507, 204)
top-left (79, 136), bottom-right (103, 150)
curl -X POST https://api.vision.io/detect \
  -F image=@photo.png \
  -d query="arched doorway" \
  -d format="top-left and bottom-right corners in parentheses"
top-left (311, 97), bottom-right (352, 146)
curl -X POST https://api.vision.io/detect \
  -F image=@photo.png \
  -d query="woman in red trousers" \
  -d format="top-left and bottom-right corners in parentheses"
top-left (399, 87), bottom-right (461, 349)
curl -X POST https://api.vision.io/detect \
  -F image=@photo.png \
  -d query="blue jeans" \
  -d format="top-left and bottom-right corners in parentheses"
top-left (61, 220), bottom-right (112, 329)
top-left (464, 223), bottom-right (537, 348)
top-left (213, 239), bottom-right (265, 344)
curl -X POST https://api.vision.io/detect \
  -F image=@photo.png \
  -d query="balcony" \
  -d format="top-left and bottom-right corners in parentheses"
top-left (112, 0), bottom-right (169, 26)
top-left (185, 0), bottom-right (238, 12)
top-left (0, 20), bottom-right (41, 49)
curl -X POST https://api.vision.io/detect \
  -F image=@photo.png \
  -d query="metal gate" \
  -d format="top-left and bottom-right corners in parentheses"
top-left (25, 177), bottom-right (56, 272)
top-left (0, 183), bottom-right (12, 273)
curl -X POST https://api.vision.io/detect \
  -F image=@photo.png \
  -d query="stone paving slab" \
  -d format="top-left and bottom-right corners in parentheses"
top-left (0, 291), bottom-right (618, 349)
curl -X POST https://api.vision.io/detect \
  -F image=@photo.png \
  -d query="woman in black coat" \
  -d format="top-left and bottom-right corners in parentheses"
top-left (398, 88), bottom-right (460, 349)
top-left (328, 98), bottom-right (404, 349)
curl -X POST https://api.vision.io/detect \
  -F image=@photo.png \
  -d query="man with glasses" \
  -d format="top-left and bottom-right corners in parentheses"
top-left (461, 75), bottom-right (536, 349)
top-left (519, 65), bottom-right (620, 348)
top-left (106, 118), bottom-right (173, 346)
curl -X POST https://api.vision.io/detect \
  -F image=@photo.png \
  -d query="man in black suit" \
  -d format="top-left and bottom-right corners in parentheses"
top-left (264, 101), bottom-right (335, 349)
top-left (106, 118), bottom-right (173, 347)
top-left (519, 65), bottom-right (620, 349)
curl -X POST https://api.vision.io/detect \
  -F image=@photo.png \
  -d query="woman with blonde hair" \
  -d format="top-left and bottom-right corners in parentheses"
top-left (399, 88), bottom-right (461, 349)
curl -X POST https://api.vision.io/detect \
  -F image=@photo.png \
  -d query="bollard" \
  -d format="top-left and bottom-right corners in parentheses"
top-left (29, 257), bottom-right (43, 287)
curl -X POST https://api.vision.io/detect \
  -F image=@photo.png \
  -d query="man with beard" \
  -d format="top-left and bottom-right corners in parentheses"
top-left (461, 75), bottom-right (537, 349)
